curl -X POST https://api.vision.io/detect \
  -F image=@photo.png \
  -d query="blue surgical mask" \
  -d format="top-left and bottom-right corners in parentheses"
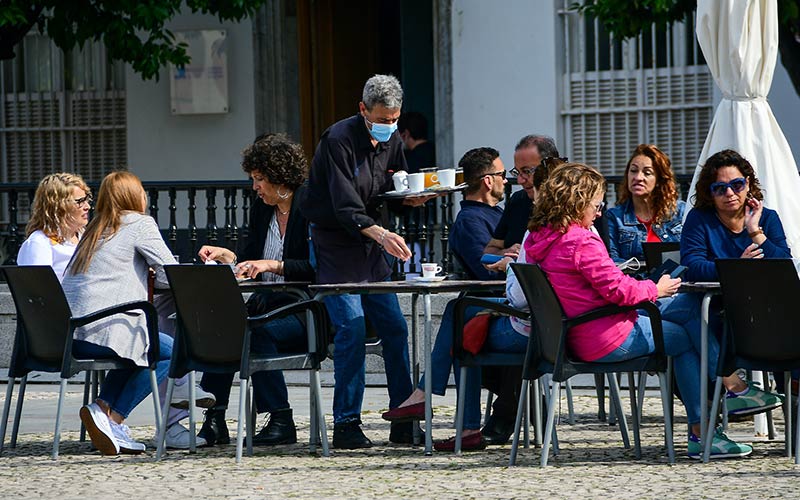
top-left (365, 118), bottom-right (397, 142)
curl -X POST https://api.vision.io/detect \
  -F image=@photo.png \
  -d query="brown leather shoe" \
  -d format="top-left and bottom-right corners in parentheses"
top-left (381, 402), bottom-right (425, 422)
top-left (433, 431), bottom-right (487, 452)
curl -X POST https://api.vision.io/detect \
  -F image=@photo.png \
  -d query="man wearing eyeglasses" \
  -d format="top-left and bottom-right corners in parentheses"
top-left (449, 147), bottom-right (508, 281)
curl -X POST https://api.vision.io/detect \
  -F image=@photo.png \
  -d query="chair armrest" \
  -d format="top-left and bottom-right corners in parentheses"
top-left (565, 300), bottom-right (665, 357)
top-left (66, 300), bottom-right (160, 369)
top-left (244, 299), bottom-right (329, 367)
top-left (452, 296), bottom-right (527, 359)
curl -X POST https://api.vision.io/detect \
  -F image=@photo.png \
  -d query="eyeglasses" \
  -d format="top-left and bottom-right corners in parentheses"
top-left (594, 201), bottom-right (606, 213)
top-left (483, 170), bottom-right (507, 180)
top-left (709, 177), bottom-right (747, 197)
top-left (74, 195), bottom-right (93, 207)
top-left (510, 166), bottom-right (535, 178)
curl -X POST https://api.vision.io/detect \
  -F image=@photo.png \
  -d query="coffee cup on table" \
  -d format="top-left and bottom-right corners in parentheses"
top-left (392, 171), bottom-right (409, 191)
top-left (408, 173), bottom-right (425, 192)
top-left (421, 263), bottom-right (443, 278)
top-left (437, 168), bottom-right (456, 188)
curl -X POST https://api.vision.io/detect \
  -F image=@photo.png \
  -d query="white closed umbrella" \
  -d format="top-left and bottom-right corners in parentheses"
top-left (688, 0), bottom-right (800, 263)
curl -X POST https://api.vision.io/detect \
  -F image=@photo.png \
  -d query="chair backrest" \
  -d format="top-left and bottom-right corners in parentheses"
top-left (716, 258), bottom-right (800, 367)
top-left (642, 242), bottom-right (681, 271)
top-left (510, 263), bottom-right (567, 376)
top-left (1, 266), bottom-right (72, 375)
top-left (165, 265), bottom-right (248, 375)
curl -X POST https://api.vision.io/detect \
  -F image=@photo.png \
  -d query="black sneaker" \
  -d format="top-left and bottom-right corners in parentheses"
top-left (481, 414), bottom-right (515, 445)
top-left (332, 421), bottom-right (373, 449)
top-left (252, 408), bottom-right (297, 446)
top-left (388, 421), bottom-right (425, 444)
top-left (198, 407), bottom-right (229, 446)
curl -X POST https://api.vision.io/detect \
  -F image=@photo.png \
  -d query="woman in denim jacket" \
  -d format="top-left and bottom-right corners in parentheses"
top-left (607, 144), bottom-right (685, 263)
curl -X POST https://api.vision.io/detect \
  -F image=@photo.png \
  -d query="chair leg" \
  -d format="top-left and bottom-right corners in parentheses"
top-left (80, 371), bottom-right (91, 442)
top-left (607, 373), bottom-right (630, 449)
top-left (188, 371), bottom-right (196, 453)
top-left (308, 371), bottom-right (318, 453)
top-left (784, 372), bottom-right (792, 458)
top-left (795, 390), bottom-right (800, 465)
top-left (0, 377), bottom-right (16, 452)
top-left (637, 371), bottom-right (647, 424)
top-left (246, 381), bottom-right (254, 456)
top-left (10, 375), bottom-right (27, 448)
top-left (523, 386), bottom-right (530, 447)
top-left (533, 378), bottom-right (543, 447)
top-left (628, 372), bottom-right (642, 459)
top-left (657, 372), bottom-right (675, 464)
top-left (52, 378), bottom-right (68, 460)
top-left (594, 373), bottom-right (606, 422)
top-left (235, 377), bottom-right (249, 464)
top-left (509, 379), bottom-right (528, 466)
top-left (311, 369), bottom-right (329, 457)
top-left (484, 391), bottom-right (494, 427)
top-left (149, 369), bottom-right (162, 438)
top-left (703, 376), bottom-right (724, 463)
top-left (155, 378), bottom-right (176, 460)
top-left (540, 379), bottom-right (560, 467)
top-left (565, 379), bottom-right (575, 425)
top-left (454, 366), bottom-right (468, 455)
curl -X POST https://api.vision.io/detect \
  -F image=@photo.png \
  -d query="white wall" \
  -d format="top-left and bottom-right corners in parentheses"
top-left (450, 0), bottom-right (559, 171)
top-left (126, 11), bottom-right (255, 182)
top-left (769, 62), bottom-right (800, 168)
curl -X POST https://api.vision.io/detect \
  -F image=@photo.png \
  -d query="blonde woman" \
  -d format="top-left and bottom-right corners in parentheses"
top-left (62, 171), bottom-right (187, 455)
top-left (17, 173), bottom-right (91, 280)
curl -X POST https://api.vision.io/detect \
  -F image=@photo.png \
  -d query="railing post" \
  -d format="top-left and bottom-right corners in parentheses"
top-left (206, 187), bottom-right (218, 246)
top-left (188, 187), bottom-right (198, 263)
top-left (148, 188), bottom-right (159, 223)
top-left (441, 192), bottom-right (454, 274)
top-left (5, 190), bottom-right (20, 265)
top-left (228, 187), bottom-right (239, 251)
top-left (239, 190), bottom-right (251, 255)
top-left (168, 187), bottom-right (178, 256)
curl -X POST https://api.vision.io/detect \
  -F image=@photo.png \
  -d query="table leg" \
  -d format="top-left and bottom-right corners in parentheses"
top-left (411, 293), bottom-right (421, 446)
top-left (423, 292), bottom-right (433, 455)
top-left (700, 292), bottom-right (712, 446)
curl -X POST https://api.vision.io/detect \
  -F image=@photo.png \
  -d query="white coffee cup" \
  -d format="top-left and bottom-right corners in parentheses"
top-left (421, 263), bottom-right (443, 278)
top-left (392, 171), bottom-right (409, 191)
top-left (438, 168), bottom-right (456, 188)
top-left (408, 172), bottom-right (425, 192)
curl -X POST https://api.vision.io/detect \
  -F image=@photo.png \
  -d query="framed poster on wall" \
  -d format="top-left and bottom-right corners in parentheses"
top-left (170, 30), bottom-right (229, 114)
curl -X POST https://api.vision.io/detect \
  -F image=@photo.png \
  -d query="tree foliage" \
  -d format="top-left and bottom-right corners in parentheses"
top-left (0, 0), bottom-right (266, 80)
top-left (574, 0), bottom-right (800, 96)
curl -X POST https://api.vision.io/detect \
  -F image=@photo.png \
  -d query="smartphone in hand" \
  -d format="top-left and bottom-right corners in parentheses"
top-left (669, 265), bottom-right (688, 280)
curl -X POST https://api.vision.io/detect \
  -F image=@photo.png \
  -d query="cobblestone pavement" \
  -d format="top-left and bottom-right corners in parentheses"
top-left (1, 388), bottom-right (798, 500)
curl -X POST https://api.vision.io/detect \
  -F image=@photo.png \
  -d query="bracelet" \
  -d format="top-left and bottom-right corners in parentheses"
top-left (278, 261), bottom-right (285, 275)
top-left (748, 228), bottom-right (764, 239)
top-left (379, 228), bottom-right (389, 247)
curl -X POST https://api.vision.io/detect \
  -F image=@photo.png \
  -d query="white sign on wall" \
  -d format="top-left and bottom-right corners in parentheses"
top-left (170, 30), bottom-right (229, 114)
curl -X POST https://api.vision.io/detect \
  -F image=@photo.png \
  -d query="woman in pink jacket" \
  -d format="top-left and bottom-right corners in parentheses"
top-left (523, 162), bottom-right (752, 459)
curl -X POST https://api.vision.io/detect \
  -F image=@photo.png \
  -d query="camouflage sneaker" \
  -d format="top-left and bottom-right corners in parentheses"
top-left (726, 381), bottom-right (783, 417)
top-left (687, 428), bottom-right (753, 459)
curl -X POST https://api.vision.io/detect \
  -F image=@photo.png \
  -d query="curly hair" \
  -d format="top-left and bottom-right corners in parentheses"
top-left (241, 133), bottom-right (308, 190)
top-left (26, 172), bottom-right (91, 242)
top-left (362, 74), bottom-right (403, 110)
top-left (617, 144), bottom-right (679, 224)
top-left (692, 149), bottom-right (763, 210)
top-left (528, 163), bottom-right (606, 234)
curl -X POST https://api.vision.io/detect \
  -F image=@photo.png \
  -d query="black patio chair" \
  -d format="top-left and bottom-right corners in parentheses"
top-left (154, 265), bottom-right (330, 463)
top-left (704, 258), bottom-right (800, 463)
top-left (0, 265), bottom-right (162, 459)
top-left (508, 263), bottom-right (675, 466)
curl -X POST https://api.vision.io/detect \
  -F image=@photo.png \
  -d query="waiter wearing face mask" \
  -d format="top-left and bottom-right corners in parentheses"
top-left (300, 74), bottom-right (431, 449)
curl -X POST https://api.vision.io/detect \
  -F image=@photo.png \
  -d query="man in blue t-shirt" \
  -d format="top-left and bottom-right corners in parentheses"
top-left (449, 147), bottom-right (506, 280)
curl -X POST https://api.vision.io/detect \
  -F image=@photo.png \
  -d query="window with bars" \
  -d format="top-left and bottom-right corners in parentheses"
top-left (559, 3), bottom-right (714, 184)
top-left (1, 33), bottom-right (127, 186)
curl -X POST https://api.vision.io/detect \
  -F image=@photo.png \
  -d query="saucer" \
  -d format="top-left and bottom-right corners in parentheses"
top-left (413, 275), bottom-right (447, 282)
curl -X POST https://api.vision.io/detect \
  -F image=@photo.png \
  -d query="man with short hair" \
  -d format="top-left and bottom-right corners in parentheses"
top-left (300, 74), bottom-right (430, 449)
top-left (449, 147), bottom-right (507, 281)
top-left (397, 111), bottom-right (436, 174)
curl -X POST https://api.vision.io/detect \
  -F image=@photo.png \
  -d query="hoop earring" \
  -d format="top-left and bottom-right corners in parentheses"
top-left (276, 187), bottom-right (291, 200)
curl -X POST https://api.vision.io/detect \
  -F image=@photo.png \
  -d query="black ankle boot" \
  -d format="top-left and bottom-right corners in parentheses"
top-left (252, 408), bottom-right (297, 446)
top-left (198, 406), bottom-right (230, 446)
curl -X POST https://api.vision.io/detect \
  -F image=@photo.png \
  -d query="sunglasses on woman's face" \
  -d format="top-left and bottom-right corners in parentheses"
top-left (709, 177), bottom-right (747, 197)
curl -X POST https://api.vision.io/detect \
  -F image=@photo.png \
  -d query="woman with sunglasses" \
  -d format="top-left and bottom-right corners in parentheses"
top-left (682, 149), bottom-right (791, 280)
top-left (17, 173), bottom-right (92, 281)
top-left (607, 144), bottom-right (685, 265)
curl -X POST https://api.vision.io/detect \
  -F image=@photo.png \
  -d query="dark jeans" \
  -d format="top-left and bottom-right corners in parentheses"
top-left (200, 314), bottom-right (306, 413)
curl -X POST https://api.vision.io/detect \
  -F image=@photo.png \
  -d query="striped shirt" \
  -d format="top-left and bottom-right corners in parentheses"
top-left (261, 212), bottom-right (285, 282)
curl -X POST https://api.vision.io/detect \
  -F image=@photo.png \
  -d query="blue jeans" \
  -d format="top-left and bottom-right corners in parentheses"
top-left (595, 302), bottom-right (701, 425)
top-left (420, 298), bottom-right (528, 430)
top-left (325, 293), bottom-right (413, 424)
top-left (73, 332), bottom-right (173, 419)
top-left (200, 314), bottom-right (306, 413)
top-left (661, 292), bottom-right (724, 380)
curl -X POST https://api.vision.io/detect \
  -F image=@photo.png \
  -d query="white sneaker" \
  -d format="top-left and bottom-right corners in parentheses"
top-left (109, 420), bottom-right (147, 454)
top-left (170, 383), bottom-right (216, 409)
top-left (163, 422), bottom-right (208, 449)
top-left (79, 403), bottom-right (120, 456)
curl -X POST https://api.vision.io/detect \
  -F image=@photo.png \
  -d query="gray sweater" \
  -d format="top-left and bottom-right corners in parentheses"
top-left (63, 213), bottom-right (176, 366)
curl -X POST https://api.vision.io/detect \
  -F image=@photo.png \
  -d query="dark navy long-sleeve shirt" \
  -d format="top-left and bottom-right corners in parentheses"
top-left (450, 200), bottom-right (504, 280)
